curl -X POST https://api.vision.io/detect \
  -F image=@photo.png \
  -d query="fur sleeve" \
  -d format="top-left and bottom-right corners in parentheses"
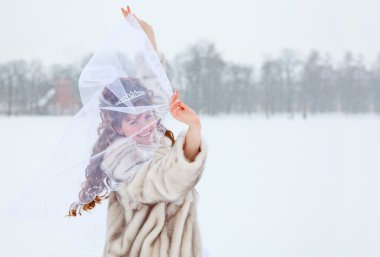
top-left (123, 130), bottom-right (208, 203)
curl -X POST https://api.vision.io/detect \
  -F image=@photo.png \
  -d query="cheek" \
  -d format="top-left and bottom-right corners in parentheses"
top-left (121, 122), bottom-right (137, 136)
top-left (153, 121), bottom-right (158, 129)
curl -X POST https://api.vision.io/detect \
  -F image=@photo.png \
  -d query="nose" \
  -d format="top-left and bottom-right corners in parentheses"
top-left (138, 119), bottom-right (156, 134)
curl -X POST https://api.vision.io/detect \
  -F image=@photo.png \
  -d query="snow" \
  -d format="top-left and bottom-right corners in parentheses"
top-left (1, 114), bottom-right (379, 257)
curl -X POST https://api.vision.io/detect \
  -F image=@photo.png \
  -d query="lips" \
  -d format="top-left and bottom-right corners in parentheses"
top-left (138, 129), bottom-right (152, 138)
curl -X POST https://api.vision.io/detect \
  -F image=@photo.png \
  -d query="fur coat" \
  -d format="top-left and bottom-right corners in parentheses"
top-left (101, 130), bottom-right (208, 257)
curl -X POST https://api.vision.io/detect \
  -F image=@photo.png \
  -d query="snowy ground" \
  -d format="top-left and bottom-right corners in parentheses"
top-left (1, 114), bottom-right (380, 257)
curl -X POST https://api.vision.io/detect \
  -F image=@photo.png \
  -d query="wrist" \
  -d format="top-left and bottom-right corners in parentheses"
top-left (188, 119), bottom-right (201, 130)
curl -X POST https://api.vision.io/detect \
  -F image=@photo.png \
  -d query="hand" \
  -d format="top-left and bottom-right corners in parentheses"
top-left (121, 6), bottom-right (152, 32)
top-left (169, 89), bottom-right (201, 128)
top-left (121, 5), bottom-right (157, 50)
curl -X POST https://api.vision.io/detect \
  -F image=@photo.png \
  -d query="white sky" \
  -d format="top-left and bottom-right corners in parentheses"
top-left (0, 0), bottom-right (379, 67)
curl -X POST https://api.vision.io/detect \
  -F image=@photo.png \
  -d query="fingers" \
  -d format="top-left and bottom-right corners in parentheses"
top-left (121, 5), bottom-right (132, 17)
top-left (170, 90), bottom-right (180, 106)
top-left (178, 101), bottom-right (186, 109)
top-left (169, 91), bottom-right (176, 108)
top-left (176, 91), bottom-right (186, 109)
top-left (169, 89), bottom-right (187, 116)
top-left (170, 98), bottom-right (179, 112)
top-left (169, 99), bottom-right (179, 112)
top-left (170, 99), bottom-right (186, 113)
top-left (121, 8), bottom-right (128, 17)
top-left (170, 89), bottom-right (178, 104)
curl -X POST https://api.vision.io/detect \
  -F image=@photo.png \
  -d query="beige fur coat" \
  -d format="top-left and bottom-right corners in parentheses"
top-left (101, 130), bottom-right (208, 257)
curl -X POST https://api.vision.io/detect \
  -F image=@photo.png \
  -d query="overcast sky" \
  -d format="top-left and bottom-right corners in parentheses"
top-left (0, 0), bottom-right (379, 67)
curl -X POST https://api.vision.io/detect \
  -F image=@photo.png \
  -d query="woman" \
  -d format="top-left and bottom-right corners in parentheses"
top-left (68, 6), bottom-right (209, 257)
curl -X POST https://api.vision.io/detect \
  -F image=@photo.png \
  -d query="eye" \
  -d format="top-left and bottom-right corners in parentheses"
top-left (128, 120), bottom-right (137, 125)
top-left (145, 111), bottom-right (154, 119)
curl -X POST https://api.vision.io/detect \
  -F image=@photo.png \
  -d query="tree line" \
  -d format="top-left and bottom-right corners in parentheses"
top-left (1, 41), bottom-right (379, 117)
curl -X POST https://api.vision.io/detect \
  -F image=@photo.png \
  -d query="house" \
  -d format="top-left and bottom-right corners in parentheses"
top-left (38, 78), bottom-right (81, 114)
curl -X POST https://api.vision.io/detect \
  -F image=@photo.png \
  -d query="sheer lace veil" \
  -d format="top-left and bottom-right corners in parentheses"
top-left (5, 13), bottom-right (174, 250)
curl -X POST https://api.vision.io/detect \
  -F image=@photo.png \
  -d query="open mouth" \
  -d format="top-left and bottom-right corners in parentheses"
top-left (138, 129), bottom-right (152, 138)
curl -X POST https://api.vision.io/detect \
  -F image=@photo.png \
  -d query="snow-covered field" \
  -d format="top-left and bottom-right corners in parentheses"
top-left (1, 114), bottom-right (380, 257)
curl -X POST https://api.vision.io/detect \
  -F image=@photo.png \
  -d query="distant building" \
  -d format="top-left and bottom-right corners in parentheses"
top-left (38, 78), bottom-right (81, 114)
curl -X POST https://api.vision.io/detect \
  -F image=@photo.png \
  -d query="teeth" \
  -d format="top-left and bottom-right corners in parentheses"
top-left (139, 130), bottom-right (151, 137)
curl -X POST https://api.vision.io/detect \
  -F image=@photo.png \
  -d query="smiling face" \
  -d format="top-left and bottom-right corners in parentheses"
top-left (117, 110), bottom-right (158, 145)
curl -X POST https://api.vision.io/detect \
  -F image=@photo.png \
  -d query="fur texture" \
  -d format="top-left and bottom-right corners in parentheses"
top-left (102, 130), bottom-right (208, 257)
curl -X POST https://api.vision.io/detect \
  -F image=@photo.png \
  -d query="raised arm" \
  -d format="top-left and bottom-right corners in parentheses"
top-left (122, 6), bottom-right (202, 162)
top-left (121, 6), bottom-right (158, 51)
top-left (169, 89), bottom-right (202, 162)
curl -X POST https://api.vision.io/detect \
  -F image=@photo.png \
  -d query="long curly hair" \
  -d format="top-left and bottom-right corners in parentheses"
top-left (67, 77), bottom-right (175, 217)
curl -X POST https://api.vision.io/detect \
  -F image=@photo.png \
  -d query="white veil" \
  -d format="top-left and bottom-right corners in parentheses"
top-left (6, 13), bottom-right (174, 250)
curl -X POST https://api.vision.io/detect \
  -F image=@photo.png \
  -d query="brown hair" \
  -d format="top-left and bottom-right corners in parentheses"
top-left (67, 77), bottom-right (174, 217)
